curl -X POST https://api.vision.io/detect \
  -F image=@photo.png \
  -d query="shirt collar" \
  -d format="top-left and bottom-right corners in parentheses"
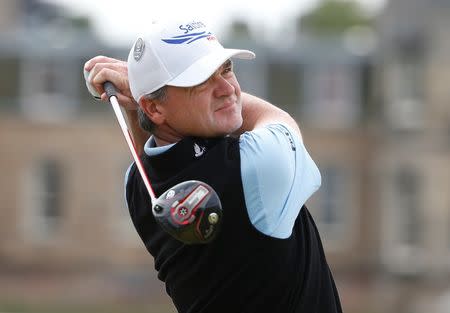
top-left (144, 136), bottom-right (176, 156)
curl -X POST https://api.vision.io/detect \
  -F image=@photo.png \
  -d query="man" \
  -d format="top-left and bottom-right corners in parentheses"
top-left (84, 18), bottom-right (342, 313)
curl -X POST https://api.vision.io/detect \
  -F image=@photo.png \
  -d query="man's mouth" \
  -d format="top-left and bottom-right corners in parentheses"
top-left (215, 99), bottom-right (236, 112)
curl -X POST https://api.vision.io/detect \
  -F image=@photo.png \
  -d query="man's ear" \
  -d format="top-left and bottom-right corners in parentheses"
top-left (139, 98), bottom-right (165, 125)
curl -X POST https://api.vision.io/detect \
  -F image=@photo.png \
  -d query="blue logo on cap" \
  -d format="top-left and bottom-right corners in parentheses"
top-left (162, 31), bottom-right (212, 45)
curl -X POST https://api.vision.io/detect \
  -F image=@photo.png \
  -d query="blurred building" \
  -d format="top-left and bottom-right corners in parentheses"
top-left (0, 0), bottom-right (164, 310)
top-left (0, 0), bottom-right (449, 313)
top-left (373, 0), bottom-right (450, 312)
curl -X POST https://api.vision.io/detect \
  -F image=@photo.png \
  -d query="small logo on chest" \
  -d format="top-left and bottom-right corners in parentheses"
top-left (194, 143), bottom-right (206, 157)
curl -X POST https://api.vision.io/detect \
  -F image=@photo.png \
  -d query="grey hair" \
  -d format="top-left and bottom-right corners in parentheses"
top-left (137, 86), bottom-right (168, 133)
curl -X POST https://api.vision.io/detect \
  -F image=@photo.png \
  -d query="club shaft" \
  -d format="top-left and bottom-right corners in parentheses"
top-left (109, 95), bottom-right (157, 202)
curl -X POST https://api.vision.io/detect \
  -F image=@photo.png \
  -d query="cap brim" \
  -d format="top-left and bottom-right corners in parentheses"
top-left (166, 49), bottom-right (255, 88)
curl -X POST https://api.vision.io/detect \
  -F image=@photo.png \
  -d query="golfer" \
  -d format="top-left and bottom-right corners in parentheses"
top-left (84, 18), bottom-right (342, 313)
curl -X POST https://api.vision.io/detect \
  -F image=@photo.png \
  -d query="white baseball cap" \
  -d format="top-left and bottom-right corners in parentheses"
top-left (127, 19), bottom-right (255, 102)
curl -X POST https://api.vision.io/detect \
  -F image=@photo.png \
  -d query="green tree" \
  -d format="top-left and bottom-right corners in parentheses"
top-left (227, 19), bottom-right (252, 39)
top-left (68, 16), bottom-right (91, 30)
top-left (298, 0), bottom-right (373, 36)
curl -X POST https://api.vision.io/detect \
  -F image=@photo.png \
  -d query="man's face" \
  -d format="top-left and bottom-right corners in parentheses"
top-left (157, 60), bottom-right (243, 139)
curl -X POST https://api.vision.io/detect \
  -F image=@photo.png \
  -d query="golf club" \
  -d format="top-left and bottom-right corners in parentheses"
top-left (103, 81), bottom-right (223, 244)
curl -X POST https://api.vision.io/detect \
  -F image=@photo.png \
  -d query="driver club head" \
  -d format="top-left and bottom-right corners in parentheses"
top-left (152, 180), bottom-right (223, 244)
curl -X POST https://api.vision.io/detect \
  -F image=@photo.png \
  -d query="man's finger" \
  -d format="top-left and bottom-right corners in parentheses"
top-left (83, 68), bottom-right (101, 99)
top-left (100, 92), bottom-right (138, 110)
top-left (91, 67), bottom-right (127, 93)
top-left (84, 55), bottom-right (121, 71)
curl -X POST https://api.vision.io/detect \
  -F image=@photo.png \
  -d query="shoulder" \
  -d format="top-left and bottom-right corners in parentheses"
top-left (239, 123), bottom-right (299, 150)
top-left (239, 123), bottom-right (299, 178)
top-left (238, 123), bottom-right (321, 238)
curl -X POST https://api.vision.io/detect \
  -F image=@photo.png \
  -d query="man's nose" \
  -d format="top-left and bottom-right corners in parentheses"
top-left (212, 75), bottom-right (235, 97)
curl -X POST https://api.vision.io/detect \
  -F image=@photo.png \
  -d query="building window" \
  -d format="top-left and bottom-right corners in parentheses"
top-left (20, 58), bottom-right (79, 121)
top-left (0, 58), bottom-right (20, 110)
top-left (23, 159), bottom-right (64, 241)
top-left (313, 166), bottom-right (352, 248)
top-left (303, 63), bottom-right (360, 129)
top-left (395, 168), bottom-right (421, 246)
top-left (267, 60), bottom-right (302, 114)
top-left (381, 166), bottom-right (424, 274)
top-left (385, 59), bottom-right (424, 130)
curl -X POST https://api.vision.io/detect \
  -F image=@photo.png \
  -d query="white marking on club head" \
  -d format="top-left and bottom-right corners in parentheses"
top-left (166, 190), bottom-right (176, 200)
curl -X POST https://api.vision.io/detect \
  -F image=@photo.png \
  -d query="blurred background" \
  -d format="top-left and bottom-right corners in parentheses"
top-left (1, 0), bottom-right (449, 312)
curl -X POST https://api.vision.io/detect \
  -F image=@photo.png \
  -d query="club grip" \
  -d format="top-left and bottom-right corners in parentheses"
top-left (103, 81), bottom-right (117, 99)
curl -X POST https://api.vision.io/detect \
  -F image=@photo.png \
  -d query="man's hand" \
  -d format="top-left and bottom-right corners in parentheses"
top-left (84, 56), bottom-right (138, 111)
top-left (84, 55), bottom-right (151, 154)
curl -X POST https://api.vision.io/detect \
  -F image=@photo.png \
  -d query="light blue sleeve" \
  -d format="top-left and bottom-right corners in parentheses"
top-left (239, 123), bottom-right (322, 239)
